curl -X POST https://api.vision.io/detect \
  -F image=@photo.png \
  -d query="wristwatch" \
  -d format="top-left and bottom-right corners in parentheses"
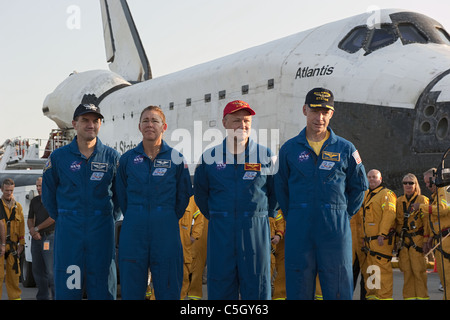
top-left (34, 226), bottom-right (39, 232)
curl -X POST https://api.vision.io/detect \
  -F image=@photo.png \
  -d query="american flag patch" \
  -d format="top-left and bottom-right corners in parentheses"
top-left (352, 150), bottom-right (362, 164)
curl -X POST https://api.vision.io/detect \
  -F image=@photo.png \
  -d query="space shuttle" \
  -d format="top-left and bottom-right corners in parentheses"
top-left (42, 0), bottom-right (450, 193)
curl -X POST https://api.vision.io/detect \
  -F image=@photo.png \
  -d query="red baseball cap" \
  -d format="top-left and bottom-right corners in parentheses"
top-left (223, 100), bottom-right (256, 118)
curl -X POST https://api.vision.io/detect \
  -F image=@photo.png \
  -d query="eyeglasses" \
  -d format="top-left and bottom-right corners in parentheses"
top-left (403, 181), bottom-right (415, 185)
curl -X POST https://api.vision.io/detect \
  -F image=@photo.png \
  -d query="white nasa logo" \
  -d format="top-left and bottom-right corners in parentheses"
top-left (216, 162), bottom-right (226, 170)
top-left (298, 151), bottom-right (310, 162)
top-left (70, 161), bottom-right (82, 172)
top-left (133, 155), bottom-right (144, 165)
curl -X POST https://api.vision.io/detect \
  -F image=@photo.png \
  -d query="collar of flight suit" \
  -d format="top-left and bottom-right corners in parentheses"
top-left (220, 137), bottom-right (258, 154)
top-left (134, 139), bottom-right (171, 159)
top-left (295, 127), bottom-right (337, 149)
top-left (69, 136), bottom-right (105, 158)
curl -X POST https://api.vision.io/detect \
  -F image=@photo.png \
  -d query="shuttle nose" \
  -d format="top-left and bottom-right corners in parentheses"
top-left (413, 69), bottom-right (450, 154)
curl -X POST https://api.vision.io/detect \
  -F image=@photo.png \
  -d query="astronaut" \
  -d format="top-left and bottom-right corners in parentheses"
top-left (194, 100), bottom-right (278, 300)
top-left (275, 88), bottom-right (368, 300)
top-left (42, 95), bottom-right (121, 299)
top-left (116, 106), bottom-right (192, 300)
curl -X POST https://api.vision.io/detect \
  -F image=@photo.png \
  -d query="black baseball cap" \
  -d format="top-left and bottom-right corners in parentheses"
top-left (305, 88), bottom-right (334, 111)
top-left (73, 94), bottom-right (104, 120)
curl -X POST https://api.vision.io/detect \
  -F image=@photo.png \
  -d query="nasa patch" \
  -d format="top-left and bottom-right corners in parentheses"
top-left (216, 162), bottom-right (226, 170)
top-left (70, 161), bottom-right (82, 172)
top-left (133, 155), bottom-right (144, 165)
top-left (298, 151), bottom-right (310, 162)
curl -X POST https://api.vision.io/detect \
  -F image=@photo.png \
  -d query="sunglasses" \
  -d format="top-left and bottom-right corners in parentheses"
top-left (403, 181), bottom-right (415, 185)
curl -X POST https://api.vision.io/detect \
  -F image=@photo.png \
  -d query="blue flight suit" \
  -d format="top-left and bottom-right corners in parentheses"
top-left (275, 128), bottom-right (368, 300)
top-left (116, 140), bottom-right (192, 300)
top-left (42, 137), bottom-right (121, 300)
top-left (194, 138), bottom-right (278, 300)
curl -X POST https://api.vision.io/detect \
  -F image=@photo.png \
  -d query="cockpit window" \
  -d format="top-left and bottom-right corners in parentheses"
top-left (339, 11), bottom-right (450, 55)
top-left (398, 23), bottom-right (428, 44)
top-left (338, 26), bottom-right (368, 53)
top-left (437, 27), bottom-right (450, 45)
top-left (367, 25), bottom-right (397, 52)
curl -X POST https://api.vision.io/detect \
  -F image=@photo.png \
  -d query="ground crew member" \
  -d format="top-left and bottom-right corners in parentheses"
top-left (0, 213), bottom-right (5, 257)
top-left (42, 95), bottom-right (121, 300)
top-left (412, 168), bottom-right (450, 299)
top-left (194, 100), bottom-right (278, 300)
top-left (0, 178), bottom-right (25, 300)
top-left (187, 219), bottom-right (208, 300)
top-left (27, 177), bottom-right (55, 300)
top-left (352, 206), bottom-right (367, 299)
top-left (395, 173), bottom-right (429, 300)
top-left (270, 210), bottom-right (286, 300)
top-left (117, 106), bottom-right (192, 300)
top-left (359, 169), bottom-right (397, 300)
top-left (180, 196), bottom-right (204, 299)
top-left (275, 88), bottom-right (368, 300)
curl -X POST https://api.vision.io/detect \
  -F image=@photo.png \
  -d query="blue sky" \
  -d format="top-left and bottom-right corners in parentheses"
top-left (1, 0), bottom-right (449, 146)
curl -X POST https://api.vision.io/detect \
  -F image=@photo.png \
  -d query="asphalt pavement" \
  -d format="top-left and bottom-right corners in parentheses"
top-left (1, 268), bottom-right (445, 300)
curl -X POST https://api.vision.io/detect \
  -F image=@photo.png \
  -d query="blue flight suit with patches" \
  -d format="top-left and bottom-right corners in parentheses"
top-left (42, 137), bottom-right (121, 300)
top-left (116, 140), bottom-right (192, 300)
top-left (194, 139), bottom-right (278, 300)
top-left (275, 128), bottom-right (368, 300)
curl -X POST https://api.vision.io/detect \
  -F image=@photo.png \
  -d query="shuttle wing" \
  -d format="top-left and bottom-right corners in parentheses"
top-left (100, 0), bottom-right (152, 82)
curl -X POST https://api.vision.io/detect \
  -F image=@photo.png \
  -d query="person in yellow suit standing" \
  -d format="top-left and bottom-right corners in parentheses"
top-left (270, 210), bottom-right (286, 300)
top-left (351, 209), bottom-right (367, 299)
top-left (179, 196), bottom-right (204, 300)
top-left (395, 173), bottom-right (429, 300)
top-left (412, 168), bottom-right (450, 300)
top-left (359, 169), bottom-right (397, 300)
top-left (187, 219), bottom-right (208, 300)
top-left (0, 178), bottom-right (25, 300)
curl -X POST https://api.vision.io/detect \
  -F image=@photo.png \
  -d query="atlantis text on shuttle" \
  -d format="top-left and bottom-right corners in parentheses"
top-left (295, 65), bottom-right (334, 79)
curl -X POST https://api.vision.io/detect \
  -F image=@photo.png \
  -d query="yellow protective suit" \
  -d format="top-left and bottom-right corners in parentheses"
top-left (187, 219), bottom-right (208, 300)
top-left (0, 199), bottom-right (25, 300)
top-left (419, 187), bottom-right (450, 300)
top-left (270, 211), bottom-right (286, 300)
top-left (179, 197), bottom-right (204, 299)
top-left (396, 192), bottom-right (429, 300)
top-left (359, 186), bottom-right (397, 300)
